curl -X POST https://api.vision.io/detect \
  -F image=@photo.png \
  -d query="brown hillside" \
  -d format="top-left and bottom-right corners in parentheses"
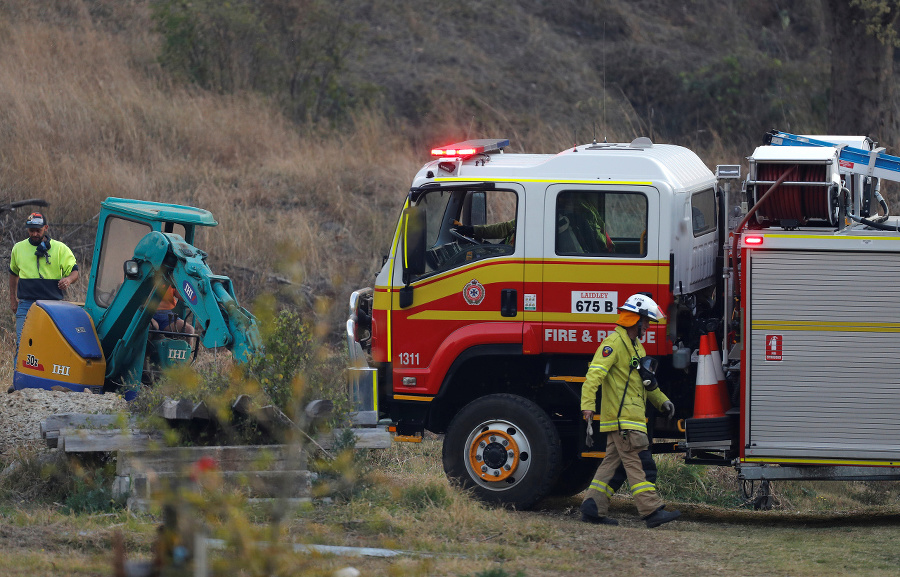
top-left (0, 0), bottom-right (843, 346)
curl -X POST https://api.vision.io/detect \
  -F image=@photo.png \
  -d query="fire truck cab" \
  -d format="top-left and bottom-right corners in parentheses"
top-left (347, 137), bottom-right (721, 508)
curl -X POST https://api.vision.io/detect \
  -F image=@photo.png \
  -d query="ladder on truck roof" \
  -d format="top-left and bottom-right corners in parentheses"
top-left (765, 130), bottom-right (900, 184)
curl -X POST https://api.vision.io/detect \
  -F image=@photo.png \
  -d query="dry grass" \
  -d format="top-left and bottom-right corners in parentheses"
top-left (2, 437), bottom-right (900, 576)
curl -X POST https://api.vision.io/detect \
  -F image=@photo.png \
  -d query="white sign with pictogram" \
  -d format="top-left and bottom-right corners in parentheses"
top-left (765, 334), bottom-right (783, 361)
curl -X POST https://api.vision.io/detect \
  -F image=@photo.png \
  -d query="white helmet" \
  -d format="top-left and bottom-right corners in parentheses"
top-left (618, 294), bottom-right (665, 322)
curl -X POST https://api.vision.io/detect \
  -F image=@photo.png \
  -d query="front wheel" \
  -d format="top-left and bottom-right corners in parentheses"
top-left (442, 394), bottom-right (561, 509)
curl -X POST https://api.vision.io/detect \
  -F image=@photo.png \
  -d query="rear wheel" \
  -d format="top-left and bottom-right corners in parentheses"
top-left (442, 393), bottom-right (561, 509)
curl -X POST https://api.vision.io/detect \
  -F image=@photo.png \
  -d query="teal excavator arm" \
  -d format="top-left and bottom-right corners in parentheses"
top-left (93, 231), bottom-right (263, 385)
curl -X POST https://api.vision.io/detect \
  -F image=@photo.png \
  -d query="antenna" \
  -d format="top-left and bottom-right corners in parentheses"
top-left (603, 21), bottom-right (607, 141)
top-left (573, 128), bottom-right (578, 152)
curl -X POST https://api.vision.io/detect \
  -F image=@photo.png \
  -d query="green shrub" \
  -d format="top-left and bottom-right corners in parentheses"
top-left (247, 308), bottom-right (350, 421)
top-left (0, 449), bottom-right (122, 512)
top-left (655, 455), bottom-right (743, 508)
top-left (401, 482), bottom-right (450, 511)
top-left (62, 478), bottom-right (126, 515)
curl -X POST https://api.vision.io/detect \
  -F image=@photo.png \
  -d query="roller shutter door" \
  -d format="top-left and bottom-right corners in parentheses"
top-left (746, 249), bottom-right (900, 460)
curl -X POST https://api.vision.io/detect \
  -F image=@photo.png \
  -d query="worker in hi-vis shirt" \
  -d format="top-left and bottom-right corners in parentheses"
top-left (8, 212), bottom-right (79, 346)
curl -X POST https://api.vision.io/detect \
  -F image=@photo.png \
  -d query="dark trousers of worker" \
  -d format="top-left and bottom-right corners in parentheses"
top-left (584, 430), bottom-right (663, 518)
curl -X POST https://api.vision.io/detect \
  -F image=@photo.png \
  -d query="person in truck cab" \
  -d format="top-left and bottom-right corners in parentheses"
top-left (8, 212), bottom-right (79, 347)
top-left (579, 293), bottom-right (680, 528)
top-left (452, 219), bottom-right (516, 245)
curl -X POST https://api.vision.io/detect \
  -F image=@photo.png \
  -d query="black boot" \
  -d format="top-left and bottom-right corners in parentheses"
top-left (644, 505), bottom-right (681, 528)
top-left (580, 499), bottom-right (619, 526)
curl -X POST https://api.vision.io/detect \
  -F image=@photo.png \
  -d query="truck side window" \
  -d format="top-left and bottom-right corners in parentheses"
top-left (94, 216), bottom-right (151, 308)
top-left (556, 191), bottom-right (647, 257)
top-left (691, 188), bottom-right (716, 237)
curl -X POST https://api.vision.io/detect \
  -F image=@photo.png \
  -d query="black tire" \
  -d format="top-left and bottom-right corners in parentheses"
top-left (442, 393), bottom-right (561, 509)
top-left (548, 457), bottom-right (598, 497)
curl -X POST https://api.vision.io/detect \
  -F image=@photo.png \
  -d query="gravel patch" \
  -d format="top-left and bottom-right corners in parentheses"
top-left (0, 388), bottom-right (127, 455)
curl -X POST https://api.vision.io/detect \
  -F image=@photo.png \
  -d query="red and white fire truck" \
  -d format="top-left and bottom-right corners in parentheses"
top-left (346, 131), bottom-right (900, 509)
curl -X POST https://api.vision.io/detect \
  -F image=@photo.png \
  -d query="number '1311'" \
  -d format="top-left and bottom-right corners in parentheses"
top-left (398, 352), bottom-right (419, 366)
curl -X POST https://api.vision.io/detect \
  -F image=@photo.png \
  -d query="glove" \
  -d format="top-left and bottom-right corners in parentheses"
top-left (661, 400), bottom-right (675, 420)
top-left (585, 418), bottom-right (594, 447)
top-left (455, 225), bottom-right (475, 237)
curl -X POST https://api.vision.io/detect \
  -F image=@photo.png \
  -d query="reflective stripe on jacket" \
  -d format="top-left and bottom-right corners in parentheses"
top-left (580, 325), bottom-right (669, 433)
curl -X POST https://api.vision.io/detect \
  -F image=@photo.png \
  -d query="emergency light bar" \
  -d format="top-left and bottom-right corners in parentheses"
top-left (431, 138), bottom-right (509, 157)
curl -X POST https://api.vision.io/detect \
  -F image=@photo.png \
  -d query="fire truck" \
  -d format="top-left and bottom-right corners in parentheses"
top-left (346, 131), bottom-right (900, 509)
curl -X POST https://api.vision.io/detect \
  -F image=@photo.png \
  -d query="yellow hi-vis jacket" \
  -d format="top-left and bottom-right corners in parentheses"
top-left (9, 238), bottom-right (78, 301)
top-left (580, 325), bottom-right (669, 434)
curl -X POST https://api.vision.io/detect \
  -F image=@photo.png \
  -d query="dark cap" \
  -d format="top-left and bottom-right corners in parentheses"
top-left (25, 212), bottom-right (46, 228)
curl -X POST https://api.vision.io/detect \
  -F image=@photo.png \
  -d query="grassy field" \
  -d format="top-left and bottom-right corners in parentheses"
top-left (2, 438), bottom-right (900, 577)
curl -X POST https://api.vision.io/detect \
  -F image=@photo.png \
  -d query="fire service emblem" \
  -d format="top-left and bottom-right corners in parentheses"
top-left (463, 279), bottom-right (486, 305)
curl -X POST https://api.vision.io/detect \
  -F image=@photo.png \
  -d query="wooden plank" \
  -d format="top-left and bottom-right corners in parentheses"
top-left (315, 428), bottom-right (391, 450)
top-left (117, 445), bottom-right (305, 475)
top-left (304, 399), bottom-right (334, 420)
top-left (252, 405), bottom-right (296, 437)
top-left (60, 429), bottom-right (162, 453)
top-left (44, 431), bottom-right (59, 449)
top-left (122, 470), bottom-right (311, 500)
top-left (232, 395), bottom-right (252, 416)
top-left (41, 413), bottom-right (126, 437)
top-left (192, 401), bottom-right (210, 420)
top-left (154, 398), bottom-right (194, 420)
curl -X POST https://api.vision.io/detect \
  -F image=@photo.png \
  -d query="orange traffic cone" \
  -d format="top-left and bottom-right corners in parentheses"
top-left (692, 334), bottom-right (728, 419)
top-left (707, 332), bottom-right (731, 411)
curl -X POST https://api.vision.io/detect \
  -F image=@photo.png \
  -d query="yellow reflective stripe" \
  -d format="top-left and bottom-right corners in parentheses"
top-left (599, 420), bottom-right (648, 432)
top-left (742, 456), bottom-right (900, 467)
top-left (434, 177), bottom-right (652, 185)
top-left (588, 364), bottom-right (609, 376)
top-left (631, 482), bottom-right (656, 495)
top-left (589, 480), bottom-right (614, 497)
top-left (401, 213), bottom-right (409, 269)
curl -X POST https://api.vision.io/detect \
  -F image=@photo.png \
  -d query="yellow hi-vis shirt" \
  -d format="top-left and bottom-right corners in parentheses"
top-left (580, 325), bottom-right (669, 433)
top-left (9, 238), bottom-right (78, 301)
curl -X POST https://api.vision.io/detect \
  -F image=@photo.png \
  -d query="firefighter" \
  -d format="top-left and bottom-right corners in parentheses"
top-left (452, 219), bottom-right (516, 245)
top-left (579, 293), bottom-right (681, 528)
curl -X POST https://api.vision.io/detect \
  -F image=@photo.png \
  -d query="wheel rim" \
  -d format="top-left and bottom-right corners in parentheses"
top-left (463, 419), bottom-right (532, 491)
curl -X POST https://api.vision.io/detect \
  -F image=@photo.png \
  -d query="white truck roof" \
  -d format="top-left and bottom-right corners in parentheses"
top-left (415, 139), bottom-right (716, 192)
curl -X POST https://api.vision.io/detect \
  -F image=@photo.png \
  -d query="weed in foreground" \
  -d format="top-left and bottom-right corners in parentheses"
top-left (654, 454), bottom-right (744, 508)
top-left (465, 570), bottom-right (526, 577)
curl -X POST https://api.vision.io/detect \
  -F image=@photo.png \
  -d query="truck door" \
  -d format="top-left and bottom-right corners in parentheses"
top-left (390, 185), bottom-right (525, 397)
top-left (540, 185), bottom-right (665, 356)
